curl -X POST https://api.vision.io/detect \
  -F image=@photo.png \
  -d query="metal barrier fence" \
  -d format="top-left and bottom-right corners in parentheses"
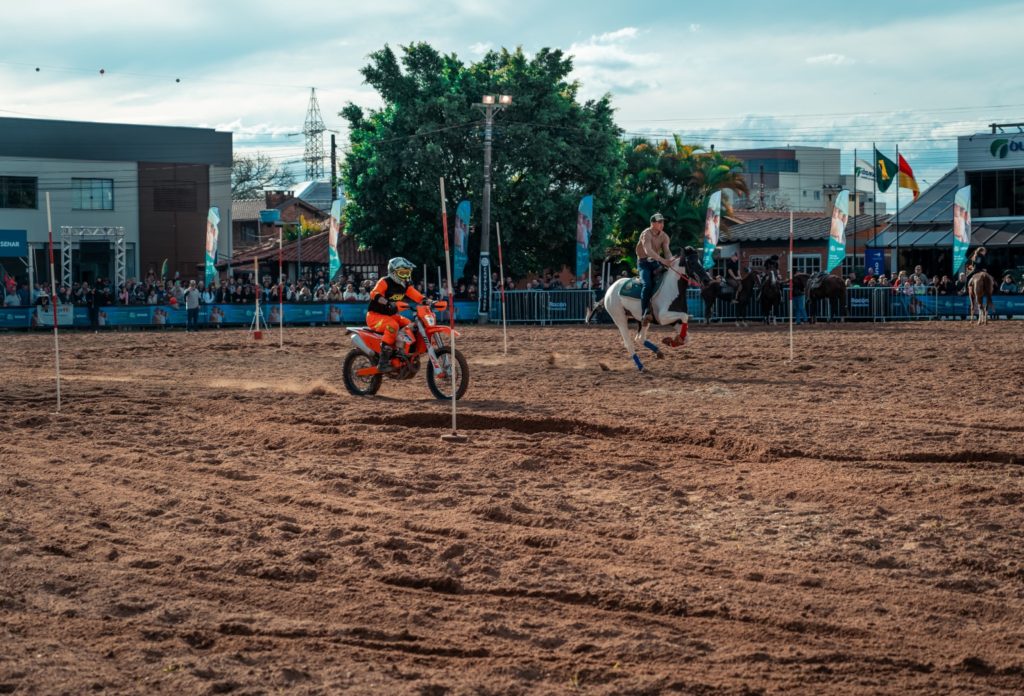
top-left (484, 286), bottom-right (1024, 324)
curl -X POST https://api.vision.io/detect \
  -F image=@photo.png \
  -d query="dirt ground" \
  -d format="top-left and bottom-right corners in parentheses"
top-left (1, 320), bottom-right (1023, 695)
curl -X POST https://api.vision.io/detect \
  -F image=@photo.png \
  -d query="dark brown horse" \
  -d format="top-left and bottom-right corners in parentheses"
top-left (968, 271), bottom-right (994, 324)
top-left (758, 268), bottom-right (783, 324)
top-left (701, 272), bottom-right (757, 325)
top-left (792, 272), bottom-right (846, 323)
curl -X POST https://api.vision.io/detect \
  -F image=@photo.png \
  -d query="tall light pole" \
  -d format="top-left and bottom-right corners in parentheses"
top-left (472, 94), bottom-right (511, 324)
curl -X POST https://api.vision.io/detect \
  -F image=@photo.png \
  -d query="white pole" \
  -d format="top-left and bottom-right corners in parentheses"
top-left (788, 210), bottom-right (794, 363)
top-left (46, 193), bottom-right (61, 412)
top-left (496, 222), bottom-right (508, 355)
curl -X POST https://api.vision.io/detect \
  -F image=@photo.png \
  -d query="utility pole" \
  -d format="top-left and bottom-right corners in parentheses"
top-left (330, 134), bottom-right (337, 200)
top-left (472, 94), bottom-right (512, 324)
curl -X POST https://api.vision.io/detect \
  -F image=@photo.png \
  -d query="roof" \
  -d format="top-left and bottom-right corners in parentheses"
top-left (725, 210), bottom-right (829, 225)
top-left (294, 181), bottom-right (340, 212)
top-left (230, 196), bottom-right (327, 222)
top-left (865, 168), bottom-right (1024, 248)
top-left (223, 231), bottom-right (387, 267)
top-left (722, 213), bottom-right (890, 243)
top-left (231, 199), bottom-right (264, 222)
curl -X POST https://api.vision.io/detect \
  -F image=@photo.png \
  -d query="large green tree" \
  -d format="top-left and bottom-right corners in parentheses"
top-left (341, 43), bottom-right (623, 277)
top-left (612, 136), bottom-right (748, 265)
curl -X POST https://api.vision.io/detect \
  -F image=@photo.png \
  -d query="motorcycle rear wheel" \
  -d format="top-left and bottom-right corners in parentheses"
top-left (426, 347), bottom-right (469, 401)
top-left (342, 349), bottom-right (383, 396)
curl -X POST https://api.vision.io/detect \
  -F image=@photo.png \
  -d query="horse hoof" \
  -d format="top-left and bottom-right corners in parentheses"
top-left (655, 351), bottom-right (664, 359)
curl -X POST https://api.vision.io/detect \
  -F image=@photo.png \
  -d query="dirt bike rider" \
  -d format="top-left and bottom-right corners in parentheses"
top-left (367, 257), bottom-right (424, 373)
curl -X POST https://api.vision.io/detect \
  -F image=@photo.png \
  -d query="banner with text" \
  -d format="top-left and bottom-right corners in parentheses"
top-left (826, 190), bottom-right (850, 273)
top-left (575, 195), bottom-right (593, 285)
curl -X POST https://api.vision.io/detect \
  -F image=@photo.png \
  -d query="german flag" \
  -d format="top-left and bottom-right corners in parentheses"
top-left (898, 154), bottom-right (919, 200)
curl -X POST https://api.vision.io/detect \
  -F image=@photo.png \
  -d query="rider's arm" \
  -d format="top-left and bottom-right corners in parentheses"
top-left (660, 235), bottom-right (673, 264)
top-left (369, 278), bottom-right (397, 315)
top-left (642, 233), bottom-right (667, 265)
top-left (405, 284), bottom-right (424, 304)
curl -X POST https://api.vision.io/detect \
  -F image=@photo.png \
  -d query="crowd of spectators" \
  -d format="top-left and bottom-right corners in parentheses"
top-left (844, 264), bottom-right (1024, 296)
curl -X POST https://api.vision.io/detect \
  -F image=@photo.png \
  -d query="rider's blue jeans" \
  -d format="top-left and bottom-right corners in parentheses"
top-left (639, 259), bottom-right (660, 316)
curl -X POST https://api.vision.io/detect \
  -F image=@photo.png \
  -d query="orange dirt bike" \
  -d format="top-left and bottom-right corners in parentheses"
top-left (342, 300), bottom-right (469, 400)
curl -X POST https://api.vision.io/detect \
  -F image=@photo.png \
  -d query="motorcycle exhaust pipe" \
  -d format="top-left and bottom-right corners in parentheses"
top-left (350, 333), bottom-right (375, 358)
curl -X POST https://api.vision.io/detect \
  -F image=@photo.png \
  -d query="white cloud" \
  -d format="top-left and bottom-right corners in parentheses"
top-left (806, 53), bottom-right (855, 66)
top-left (468, 42), bottom-right (493, 55)
top-left (689, 23), bottom-right (701, 33)
top-left (597, 27), bottom-right (639, 43)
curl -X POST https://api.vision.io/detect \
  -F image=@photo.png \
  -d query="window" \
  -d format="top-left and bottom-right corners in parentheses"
top-left (841, 254), bottom-right (864, 277)
top-left (814, 190), bottom-right (821, 201)
top-left (153, 181), bottom-right (197, 212)
top-left (791, 254), bottom-right (821, 275)
top-left (965, 168), bottom-right (1023, 217)
top-left (72, 178), bottom-right (114, 210)
top-left (0, 176), bottom-right (38, 209)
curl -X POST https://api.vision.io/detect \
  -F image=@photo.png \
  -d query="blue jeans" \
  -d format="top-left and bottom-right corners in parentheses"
top-left (793, 295), bottom-right (807, 323)
top-left (639, 259), bottom-right (660, 316)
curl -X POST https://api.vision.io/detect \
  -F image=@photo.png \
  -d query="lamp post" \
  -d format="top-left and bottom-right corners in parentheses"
top-left (472, 94), bottom-right (511, 324)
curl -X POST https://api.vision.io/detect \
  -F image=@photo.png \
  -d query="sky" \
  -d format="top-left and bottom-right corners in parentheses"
top-left (2, 0), bottom-right (1023, 208)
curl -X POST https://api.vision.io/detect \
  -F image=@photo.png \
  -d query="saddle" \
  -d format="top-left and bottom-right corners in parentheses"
top-left (806, 272), bottom-right (828, 294)
top-left (619, 266), bottom-right (669, 300)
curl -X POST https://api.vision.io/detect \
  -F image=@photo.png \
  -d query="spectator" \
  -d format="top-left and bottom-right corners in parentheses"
top-left (938, 275), bottom-right (956, 295)
top-left (201, 283), bottom-right (216, 305)
top-left (3, 288), bottom-right (20, 306)
top-left (356, 285), bottom-right (370, 302)
top-left (910, 264), bottom-right (929, 286)
top-left (955, 272), bottom-right (968, 295)
top-left (327, 282), bottom-right (343, 302)
top-left (342, 283), bottom-right (358, 301)
top-left (1000, 273), bottom-right (1018, 295)
top-left (183, 280), bottom-right (201, 332)
top-left (295, 282), bottom-right (312, 303)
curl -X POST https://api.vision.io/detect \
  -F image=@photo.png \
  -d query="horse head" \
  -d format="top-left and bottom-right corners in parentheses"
top-left (680, 246), bottom-right (712, 287)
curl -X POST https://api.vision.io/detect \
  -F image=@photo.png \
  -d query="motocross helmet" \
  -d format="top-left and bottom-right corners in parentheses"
top-left (387, 257), bottom-right (415, 284)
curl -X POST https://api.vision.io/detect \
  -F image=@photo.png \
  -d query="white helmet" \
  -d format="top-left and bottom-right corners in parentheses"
top-left (387, 257), bottom-right (414, 284)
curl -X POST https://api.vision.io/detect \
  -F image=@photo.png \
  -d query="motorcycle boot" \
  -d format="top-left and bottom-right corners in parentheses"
top-left (377, 344), bottom-right (397, 373)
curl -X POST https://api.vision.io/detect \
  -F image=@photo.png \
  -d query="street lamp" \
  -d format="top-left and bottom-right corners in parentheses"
top-left (472, 93), bottom-right (512, 323)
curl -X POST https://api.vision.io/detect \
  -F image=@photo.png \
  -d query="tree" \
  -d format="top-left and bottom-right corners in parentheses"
top-left (611, 137), bottom-right (748, 265)
top-left (231, 152), bottom-right (296, 199)
top-left (341, 43), bottom-right (623, 277)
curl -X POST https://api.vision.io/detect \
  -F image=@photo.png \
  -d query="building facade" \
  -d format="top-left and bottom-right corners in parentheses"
top-left (723, 146), bottom-right (885, 215)
top-left (0, 117), bottom-right (231, 288)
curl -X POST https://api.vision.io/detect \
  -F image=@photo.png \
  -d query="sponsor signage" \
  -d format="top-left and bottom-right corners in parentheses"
top-left (0, 229), bottom-right (28, 257)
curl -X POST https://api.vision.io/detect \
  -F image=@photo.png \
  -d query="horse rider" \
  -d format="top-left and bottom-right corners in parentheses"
top-left (367, 257), bottom-right (424, 373)
top-left (757, 254), bottom-right (781, 305)
top-left (635, 212), bottom-right (673, 322)
top-left (725, 250), bottom-right (743, 304)
top-left (964, 246), bottom-right (991, 285)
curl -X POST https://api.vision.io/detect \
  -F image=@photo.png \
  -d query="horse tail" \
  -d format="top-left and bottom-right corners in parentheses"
top-left (585, 297), bottom-right (605, 324)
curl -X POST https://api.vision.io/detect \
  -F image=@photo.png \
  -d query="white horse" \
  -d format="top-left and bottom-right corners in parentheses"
top-left (587, 248), bottom-right (711, 371)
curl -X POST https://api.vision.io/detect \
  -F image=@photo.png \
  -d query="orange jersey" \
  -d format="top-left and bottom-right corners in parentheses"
top-left (368, 277), bottom-right (424, 315)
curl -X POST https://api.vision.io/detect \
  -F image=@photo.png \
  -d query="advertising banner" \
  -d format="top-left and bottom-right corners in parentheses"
top-left (826, 190), bottom-right (850, 273)
top-left (205, 207), bottom-right (220, 286)
top-left (0, 229), bottom-right (28, 257)
top-left (328, 199), bottom-right (342, 281)
top-left (702, 191), bottom-right (722, 270)
top-left (36, 304), bottom-right (74, 326)
top-left (864, 249), bottom-right (886, 277)
top-left (952, 185), bottom-right (971, 275)
top-left (575, 195), bottom-right (593, 285)
top-left (454, 201), bottom-right (470, 283)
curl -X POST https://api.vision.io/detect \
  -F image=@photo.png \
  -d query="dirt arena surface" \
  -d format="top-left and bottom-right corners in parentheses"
top-left (1, 320), bottom-right (1023, 695)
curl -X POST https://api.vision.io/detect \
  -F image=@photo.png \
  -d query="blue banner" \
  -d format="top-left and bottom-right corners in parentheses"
top-left (826, 190), bottom-right (850, 273)
top-left (575, 195), bottom-right (593, 286)
top-left (865, 249), bottom-right (886, 276)
top-left (0, 229), bottom-right (28, 257)
top-left (454, 201), bottom-right (470, 283)
top-left (702, 192), bottom-right (722, 270)
top-left (952, 186), bottom-right (971, 275)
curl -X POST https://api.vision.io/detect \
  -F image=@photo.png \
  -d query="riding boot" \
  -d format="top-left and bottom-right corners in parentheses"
top-left (377, 344), bottom-right (396, 373)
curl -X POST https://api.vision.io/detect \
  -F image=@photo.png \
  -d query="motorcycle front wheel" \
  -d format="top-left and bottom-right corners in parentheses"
top-left (425, 347), bottom-right (469, 401)
top-left (342, 349), bottom-right (383, 396)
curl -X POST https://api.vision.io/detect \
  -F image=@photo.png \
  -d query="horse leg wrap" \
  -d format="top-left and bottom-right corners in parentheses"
top-left (643, 340), bottom-right (660, 354)
top-left (632, 354), bottom-right (644, 372)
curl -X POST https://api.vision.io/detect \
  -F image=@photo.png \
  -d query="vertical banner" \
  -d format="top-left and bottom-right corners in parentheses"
top-left (874, 148), bottom-right (896, 193)
top-left (827, 190), bottom-right (850, 273)
top-left (328, 199), bottom-right (342, 281)
top-left (454, 201), bottom-right (470, 283)
top-left (205, 207), bottom-right (220, 286)
top-left (952, 185), bottom-right (972, 275)
top-left (575, 195), bottom-right (593, 286)
top-left (702, 191), bottom-right (722, 270)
